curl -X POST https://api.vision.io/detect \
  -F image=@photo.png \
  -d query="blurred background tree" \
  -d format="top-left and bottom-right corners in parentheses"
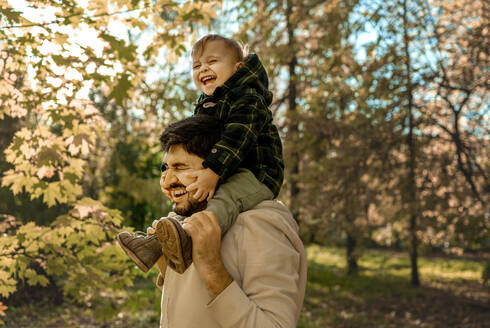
top-left (0, 0), bottom-right (221, 322)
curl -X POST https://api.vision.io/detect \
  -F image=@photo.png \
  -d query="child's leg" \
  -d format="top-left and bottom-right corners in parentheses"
top-left (206, 168), bottom-right (274, 236)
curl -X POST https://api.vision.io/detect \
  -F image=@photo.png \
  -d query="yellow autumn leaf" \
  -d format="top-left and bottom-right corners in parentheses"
top-left (54, 33), bottom-right (69, 45)
top-left (0, 274), bottom-right (16, 298)
top-left (201, 2), bottom-right (219, 20)
top-left (81, 138), bottom-right (90, 155)
top-left (41, 230), bottom-right (63, 247)
top-left (15, 128), bottom-right (32, 140)
top-left (1, 171), bottom-right (21, 188)
top-left (0, 257), bottom-right (14, 268)
top-left (84, 224), bottom-right (104, 244)
top-left (87, 0), bottom-right (109, 16)
top-left (56, 226), bottom-right (75, 238)
top-left (24, 239), bottom-right (41, 253)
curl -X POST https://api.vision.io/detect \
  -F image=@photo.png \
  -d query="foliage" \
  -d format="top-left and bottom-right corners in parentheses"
top-left (0, 0), bottom-right (222, 321)
top-left (0, 204), bottom-right (133, 303)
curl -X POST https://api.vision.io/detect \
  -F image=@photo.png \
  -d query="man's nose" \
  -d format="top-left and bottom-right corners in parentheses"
top-left (161, 170), bottom-right (176, 190)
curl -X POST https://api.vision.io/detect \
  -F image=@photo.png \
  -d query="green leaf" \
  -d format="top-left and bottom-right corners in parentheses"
top-left (108, 73), bottom-right (132, 106)
top-left (0, 7), bottom-right (23, 24)
top-left (94, 302), bottom-right (118, 322)
top-left (0, 281), bottom-right (17, 298)
top-left (24, 268), bottom-right (49, 287)
top-left (1, 172), bottom-right (24, 194)
top-left (24, 239), bottom-right (41, 253)
top-left (84, 224), bottom-right (104, 244)
top-left (43, 182), bottom-right (60, 207)
top-left (100, 33), bottom-right (136, 61)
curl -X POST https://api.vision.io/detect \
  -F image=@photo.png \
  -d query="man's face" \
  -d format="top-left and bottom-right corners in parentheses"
top-left (192, 40), bottom-right (243, 96)
top-left (160, 144), bottom-right (207, 216)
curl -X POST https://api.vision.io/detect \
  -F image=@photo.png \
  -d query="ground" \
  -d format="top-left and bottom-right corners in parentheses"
top-left (4, 245), bottom-right (489, 327)
top-left (299, 246), bottom-right (489, 327)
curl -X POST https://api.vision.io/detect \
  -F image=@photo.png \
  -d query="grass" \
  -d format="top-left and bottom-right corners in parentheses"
top-left (298, 245), bottom-right (489, 328)
top-left (4, 245), bottom-right (489, 327)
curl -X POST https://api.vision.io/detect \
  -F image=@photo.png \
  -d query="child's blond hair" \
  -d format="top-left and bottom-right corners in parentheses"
top-left (192, 34), bottom-right (249, 62)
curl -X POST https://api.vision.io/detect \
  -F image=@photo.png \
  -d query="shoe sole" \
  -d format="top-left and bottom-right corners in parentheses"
top-left (116, 234), bottom-right (150, 273)
top-left (155, 218), bottom-right (188, 274)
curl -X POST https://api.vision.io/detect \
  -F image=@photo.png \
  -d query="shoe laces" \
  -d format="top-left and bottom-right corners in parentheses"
top-left (133, 231), bottom-right (148, 238)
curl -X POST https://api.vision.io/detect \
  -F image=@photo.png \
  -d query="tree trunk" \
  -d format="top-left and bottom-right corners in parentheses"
top-left (403, 0), bottom-right (420, 286)
top-left (452, 107), bottom-right (485, 205)
top-left (285, 0), bottom-right (300, 222)
top-left (346, 231), bottom-right (359, 275)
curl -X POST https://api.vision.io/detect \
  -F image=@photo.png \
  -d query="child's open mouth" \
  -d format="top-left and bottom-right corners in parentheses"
top-left (201, 75), bottom-right (216, 85)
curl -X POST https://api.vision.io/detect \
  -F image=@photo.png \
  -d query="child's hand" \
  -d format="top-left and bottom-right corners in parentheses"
top-left (185, 168), bottom-right (219, 202)
top-left (160, 171), bottom-right (173, 199)
top-left (147, 212), bottom-right (177, 234)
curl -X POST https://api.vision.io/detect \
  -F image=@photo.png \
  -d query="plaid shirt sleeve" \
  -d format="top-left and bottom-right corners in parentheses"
top-left (202, 94), bottom-right (271, 181)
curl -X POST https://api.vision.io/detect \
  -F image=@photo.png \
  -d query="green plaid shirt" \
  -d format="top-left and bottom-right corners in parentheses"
top-left (194, 54), bottom-right (284, 197)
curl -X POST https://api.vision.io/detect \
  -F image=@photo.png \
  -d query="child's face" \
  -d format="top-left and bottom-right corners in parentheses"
top-left (192, 40), bottom-right (243, 96)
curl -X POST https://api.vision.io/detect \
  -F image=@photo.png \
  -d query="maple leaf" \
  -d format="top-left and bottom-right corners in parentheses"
top-left (43, 183), bottom-right (60, 207)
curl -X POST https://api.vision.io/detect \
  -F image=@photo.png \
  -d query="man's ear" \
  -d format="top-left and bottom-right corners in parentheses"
top-left (235, 61), bottom-right (244, 72)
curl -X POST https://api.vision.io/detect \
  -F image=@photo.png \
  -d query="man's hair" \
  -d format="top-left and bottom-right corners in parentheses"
top-left (159, 114), bottom-right (222, 160)
top-left (191, 34), bottom-right (248, 62)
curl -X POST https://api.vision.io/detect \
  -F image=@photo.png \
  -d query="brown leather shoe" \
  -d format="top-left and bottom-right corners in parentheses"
top-left (155, 217), bottom-right (192, 274)
top-left (117, 231), bottom-right (163, 272)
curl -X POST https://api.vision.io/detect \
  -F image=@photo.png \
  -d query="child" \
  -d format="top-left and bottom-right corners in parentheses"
top-left (117, 34), bottom-right (284, 274)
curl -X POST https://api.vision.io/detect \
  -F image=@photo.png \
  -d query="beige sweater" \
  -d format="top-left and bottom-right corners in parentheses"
top-left (156, 200), bottom-right (307, 328)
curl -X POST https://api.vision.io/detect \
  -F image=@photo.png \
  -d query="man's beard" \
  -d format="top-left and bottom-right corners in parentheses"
top-left (169, 183), bottom-right (207, 216)
top-left (173, 196), bottom-right (207, 216)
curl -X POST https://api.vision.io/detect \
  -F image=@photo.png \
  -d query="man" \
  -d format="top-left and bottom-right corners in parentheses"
top-left (150, 115), bottom-right (307, 328)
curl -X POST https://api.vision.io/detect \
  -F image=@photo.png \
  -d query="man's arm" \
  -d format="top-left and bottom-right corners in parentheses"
top-left (182, 211), bottom-right (233, 299)
top-left (184, 210), bottom-right (303, 328)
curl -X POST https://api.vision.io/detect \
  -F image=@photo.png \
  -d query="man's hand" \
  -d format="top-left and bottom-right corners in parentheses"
top-left (185, 168), bottom-right (219, 202)
top-left (182, 211), bottom-right (233, 300)
top-left (147, 213), bottom-right (177, 234)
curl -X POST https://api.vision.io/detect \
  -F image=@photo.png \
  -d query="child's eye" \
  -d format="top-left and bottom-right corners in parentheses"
top-left (193, 64), bottom-right (201, 69)
top-left (208, 59), bottom-right (216, 63)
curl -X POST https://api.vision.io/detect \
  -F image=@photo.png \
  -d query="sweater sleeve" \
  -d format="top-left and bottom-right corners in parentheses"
top-left (206, 209), bottom-right (301, 327)
top-left (202, 95), bottom-right (271, 181)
